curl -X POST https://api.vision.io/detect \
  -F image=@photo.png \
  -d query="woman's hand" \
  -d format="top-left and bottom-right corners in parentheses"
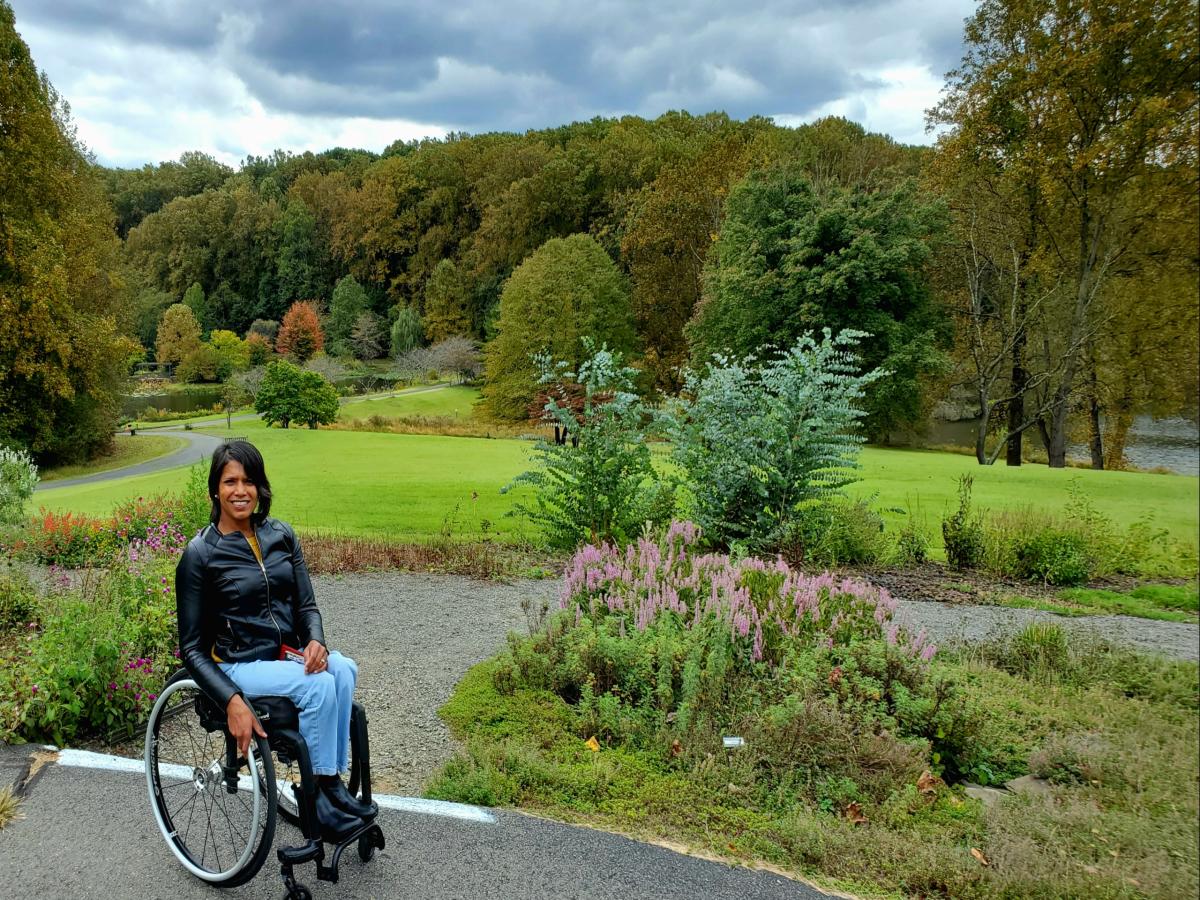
top-left (303, 639), bottom-right (328, 675)
top-left (226, 694), bottom-right (266, 758)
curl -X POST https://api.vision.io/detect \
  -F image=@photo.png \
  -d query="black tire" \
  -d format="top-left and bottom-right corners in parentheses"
top-left (284, 884), bottom-right (312, 900)
top-left (357, 832), bottom-right (376, 862)
top-left (145, 674), bottom-right (277, 887)
top-left (274, 751), bottom-right (304, 829)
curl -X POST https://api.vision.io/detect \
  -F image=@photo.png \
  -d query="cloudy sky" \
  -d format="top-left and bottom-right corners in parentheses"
top-left (11, 0), bottom-right (976, 168)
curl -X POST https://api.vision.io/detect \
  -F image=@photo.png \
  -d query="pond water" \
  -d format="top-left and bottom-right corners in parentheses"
top-left (121, 387), bottom-right (222, 418)
top-left (897, 416), bottom-right (1200, 476)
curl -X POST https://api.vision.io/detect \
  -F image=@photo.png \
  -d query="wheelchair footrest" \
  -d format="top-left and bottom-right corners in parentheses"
top-left (278, 840), bottom-right (323, 866)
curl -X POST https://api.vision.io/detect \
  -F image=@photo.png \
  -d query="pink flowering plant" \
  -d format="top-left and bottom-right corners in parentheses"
top-left (497, 521), bottom-right (980, 783)
top-left (0, 529), bottom-right (183, 745)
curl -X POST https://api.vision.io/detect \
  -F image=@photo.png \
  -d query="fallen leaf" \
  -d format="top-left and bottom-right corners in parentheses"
top-left (584, 736), bottom-right (600, 753)
top-left (1083, 865), bottom-right (1100, 875)
top-left (670, 739), bottom-right (683, 757)
top-left (844, 802), bottom-right (868, 826)
top-left (970, 848), bottom-right (990, 867)
top-left (1108, 849), bottom-right (1119, 858)
top-left (917, 770), bottom-right (943, 797)
top-left (828, 666), bottom-right (843, 686)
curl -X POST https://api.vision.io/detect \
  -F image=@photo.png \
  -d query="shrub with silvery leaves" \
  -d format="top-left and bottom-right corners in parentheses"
top-left (504, 340), bottom-right (671, 550)
top-left (668, 329), bottom-right (882, 551)
top-left (0, 445), bottom-right (39, 526)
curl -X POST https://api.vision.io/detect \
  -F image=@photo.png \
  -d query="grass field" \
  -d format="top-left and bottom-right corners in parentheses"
top-left (34, 425), bottom-right (1199, 549)
top-left (38, 435), bottom-right (183, 482)
top-left (338, 385), bottom-right (479, 421)
top-left (852, 445), bottom-right (1199, 540)
top-left (35, 420), bottom-right (536, 541)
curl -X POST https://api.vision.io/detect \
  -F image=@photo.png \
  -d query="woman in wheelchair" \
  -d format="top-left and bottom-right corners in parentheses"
top-left (175, 439), bottom-right (377, 843)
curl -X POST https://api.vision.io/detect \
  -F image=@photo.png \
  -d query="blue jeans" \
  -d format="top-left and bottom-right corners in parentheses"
top-left (219, 651), bottom-right (358, 776)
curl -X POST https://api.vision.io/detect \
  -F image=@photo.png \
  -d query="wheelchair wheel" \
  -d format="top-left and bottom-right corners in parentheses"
top-left (273, 751), bottom-right (303, 829)
top-left (145, 675), bottom-right (277, 886)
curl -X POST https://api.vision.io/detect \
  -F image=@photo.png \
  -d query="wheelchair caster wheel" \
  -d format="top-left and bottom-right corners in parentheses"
top-left (358, 833), bottom-right (375, 862)
top-left (358, 825), bottom-right (383, 862)
top-left (283, 882), bottom-right (311, 900)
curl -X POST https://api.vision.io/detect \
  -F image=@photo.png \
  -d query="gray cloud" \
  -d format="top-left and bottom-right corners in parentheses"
top-left (10, 0), bottom-right (974, 164)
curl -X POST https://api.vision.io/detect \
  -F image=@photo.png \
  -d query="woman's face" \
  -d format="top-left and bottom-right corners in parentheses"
top-left (217, 460), bottom-right (258, 528)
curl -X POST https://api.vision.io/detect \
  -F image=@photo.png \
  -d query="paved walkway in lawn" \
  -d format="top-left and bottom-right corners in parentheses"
top-left (33, 383), bottom-right (453, 492)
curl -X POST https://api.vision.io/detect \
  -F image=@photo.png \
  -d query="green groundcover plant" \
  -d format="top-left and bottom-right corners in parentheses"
top-left (0, 502), bottom-right (194, 744)
top-left (431, 523), bottom-right (1199, 898)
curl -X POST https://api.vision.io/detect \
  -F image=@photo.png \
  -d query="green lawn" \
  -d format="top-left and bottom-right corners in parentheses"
top-left (338, 385), bottom-right (479, 421)
top-left (38, 435), bottom-right (183, 482)
top-left (33, 428), bottom-right (1199, 549)
top-left (852, 446), bottom-right (1199, 541)
top-left (35, 420), bottom-right (535, 541)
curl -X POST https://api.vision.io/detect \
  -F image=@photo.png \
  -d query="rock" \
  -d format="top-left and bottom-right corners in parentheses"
top-left (962, 783), bottom-right (1009, 808)
top-left (1005, 775), bottom-right (1053, 795)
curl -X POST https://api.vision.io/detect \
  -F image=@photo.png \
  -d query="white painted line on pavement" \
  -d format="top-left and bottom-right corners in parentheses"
top-left (50, 747), bottom-right (497, 824)
top-left (373, 795), bottom-right (496, 823)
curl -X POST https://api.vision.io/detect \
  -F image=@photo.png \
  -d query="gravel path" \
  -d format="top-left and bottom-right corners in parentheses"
top-left (311, 573), bottom-right (1198, 798)
top-left (893, 599), bottom-right (1200, 661)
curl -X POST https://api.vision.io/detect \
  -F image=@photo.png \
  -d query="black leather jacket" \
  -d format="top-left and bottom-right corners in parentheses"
top-left (175, 517), bottom-right (325, 709)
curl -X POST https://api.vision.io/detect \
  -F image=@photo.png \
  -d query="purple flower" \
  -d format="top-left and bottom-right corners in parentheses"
top-left (30, 685), bottom-right (38, 695)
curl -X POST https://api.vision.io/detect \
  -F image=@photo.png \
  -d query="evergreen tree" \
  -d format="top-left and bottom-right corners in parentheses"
top-left (182, 281), bottom-right (208, 333)
top-left (327, 274), bottom-right (368, 355)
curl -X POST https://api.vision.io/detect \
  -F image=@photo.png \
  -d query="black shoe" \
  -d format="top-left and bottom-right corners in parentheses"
top-left (314, 784), bottom-right (365, 843)
top-left (321, 776), bottom-right (378, 820)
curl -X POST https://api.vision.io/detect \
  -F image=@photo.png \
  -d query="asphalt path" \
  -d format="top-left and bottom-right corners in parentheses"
top-left (0, 756), bottom-right (827, 900)
top-left (34, 429), bottom-right (224, 492)
top-left (33, 383), bottom-right (454, 493)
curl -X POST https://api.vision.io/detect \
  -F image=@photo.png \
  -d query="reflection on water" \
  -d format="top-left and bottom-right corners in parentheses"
top-left (121, 388), bottom-right (222, 418)
top-left (898, 416), bottom-right (1199, 476)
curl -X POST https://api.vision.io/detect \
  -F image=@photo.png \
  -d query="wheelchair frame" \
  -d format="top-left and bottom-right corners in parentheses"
top-left (145, 669), bottom-right (385, 900)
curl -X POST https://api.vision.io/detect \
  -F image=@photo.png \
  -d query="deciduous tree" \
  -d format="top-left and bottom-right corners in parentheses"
top-left (482, 235), bottom-right (637, 420)
top-left (154, 303), bottom-right (201, 367)
top-left (422, 259), bottom-right (471, 343)
top-left (929, 0), bottom-right (1199, 467)
top-left (276, 300), bottom-right (324, 362)
top-left (687, 169), bottom-right (949, 437)
top-left (254, 359), bottom-right (338, 429)
top-left (0, 1), bottom-right (135, 463)
top-left (390, 306), bottom-right (424, 357)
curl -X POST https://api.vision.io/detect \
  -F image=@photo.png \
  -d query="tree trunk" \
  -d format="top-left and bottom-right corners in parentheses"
top-left (975, 415), bottom-right (988, 464)
top-left (1006, 310), bottom-right (1027, 466)
top-left (1046, 398), bottom-right (1070, 468)
top-left (1087, 394), bottom-right (1104, 469)
top-left (1086, 348), bottom-right (1104, 469)
top-left (1103, 385), bottom-right (1136, 470)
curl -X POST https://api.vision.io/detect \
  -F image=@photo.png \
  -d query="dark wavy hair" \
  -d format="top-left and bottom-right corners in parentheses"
top-left (207, 440), bottom-right (272, 526)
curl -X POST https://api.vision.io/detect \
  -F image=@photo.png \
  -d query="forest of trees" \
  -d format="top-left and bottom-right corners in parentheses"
top-left (1, 0), bottom-right (1196, 467)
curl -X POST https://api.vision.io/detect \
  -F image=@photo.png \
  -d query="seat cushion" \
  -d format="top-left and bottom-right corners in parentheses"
top-left (252, 695), bottom-right (300, 733)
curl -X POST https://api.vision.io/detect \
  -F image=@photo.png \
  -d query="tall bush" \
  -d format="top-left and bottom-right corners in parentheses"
top-left (504, 342), bottom-right (670, 550)
top-left (0, 445), bottom-right (38, 526)
top-left (668, 329), bottom-right (881, 550)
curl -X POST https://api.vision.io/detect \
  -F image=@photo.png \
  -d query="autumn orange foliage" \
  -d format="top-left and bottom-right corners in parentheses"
top-left (276, 301), bottom-right (324, 362)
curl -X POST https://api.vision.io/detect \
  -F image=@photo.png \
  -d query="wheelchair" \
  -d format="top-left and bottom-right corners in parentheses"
top-left (144, 668), bottom-right (386, 899)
